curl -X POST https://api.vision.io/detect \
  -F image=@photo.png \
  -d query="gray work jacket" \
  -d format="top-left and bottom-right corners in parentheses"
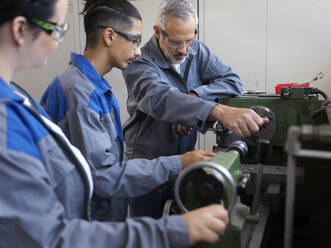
top-left (123, 35), bottom-right (243, 159)
top-left (0, 78), bottom-right (189, 247)
top-left (42, 53), bottom-right (182, 218)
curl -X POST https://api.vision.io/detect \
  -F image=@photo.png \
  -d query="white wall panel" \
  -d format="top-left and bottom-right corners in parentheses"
top-left (203, 0), bottom-right (331, 95)
top-left (266, 0), bottom-right (331, 94)
top-left (201, 0), bottom-right (267, 150)
top-left (203, 0), bottom-right (267, 92)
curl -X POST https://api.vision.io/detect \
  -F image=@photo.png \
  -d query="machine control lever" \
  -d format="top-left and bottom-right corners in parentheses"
top-left (251, 140), bottom-right (270, 216)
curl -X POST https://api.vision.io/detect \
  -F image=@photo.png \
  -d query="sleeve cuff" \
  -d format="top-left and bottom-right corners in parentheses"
top-left (167, 155), bottom-right (182, 179)
top-left (193, 87), bottom-right (205, 99)
top-left (165, 215), bottom-right (190, 247)
top-left (196, 101), bottom-right (218, 133)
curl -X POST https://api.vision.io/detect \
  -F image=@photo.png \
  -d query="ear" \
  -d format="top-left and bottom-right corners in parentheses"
top-left (103, 28), bottom-right (115, 47)
top-left (153, 25), bottom-right (161, 39)
top-left (11, 16), bottom-right (30, 47)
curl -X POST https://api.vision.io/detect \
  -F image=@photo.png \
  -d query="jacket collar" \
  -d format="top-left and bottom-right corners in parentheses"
top-left (142, 35), bottom-right (197, 70)
top-left (0, 78), bottom-right (24, 102)
top-left (70, 52), bottom-right (111, 94)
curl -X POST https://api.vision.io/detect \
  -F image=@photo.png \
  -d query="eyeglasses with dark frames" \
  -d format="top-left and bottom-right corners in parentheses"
top-left (31, 19), bottom-right (68, 42)
top-left (97, 26), bottom-right (142, 49)
top-left (159, 27), bottom-right (196, 49)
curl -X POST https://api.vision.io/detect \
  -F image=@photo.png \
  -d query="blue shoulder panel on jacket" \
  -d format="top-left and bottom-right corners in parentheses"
top-left (87, 90), bottom-right (111, 120)
top-left (41, 77), bottom-right (69, 123)
top-left (6, 103), bottom-right (48, 160)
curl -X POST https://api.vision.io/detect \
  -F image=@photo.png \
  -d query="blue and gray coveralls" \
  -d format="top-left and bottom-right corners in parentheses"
top-left (0, 78), bottom-right (190, 247)
top-left (42, 52), bottom-right (182, 221)
top-left (123, 35), bottom-right (243, 218)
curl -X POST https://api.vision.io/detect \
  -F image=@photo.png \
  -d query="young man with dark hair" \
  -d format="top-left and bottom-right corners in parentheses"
top-left (41, 0), bottom-right (219, 224)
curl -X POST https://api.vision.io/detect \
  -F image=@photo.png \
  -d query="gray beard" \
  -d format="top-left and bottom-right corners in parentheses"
top-left (166, 54), bottom-right (187, 64)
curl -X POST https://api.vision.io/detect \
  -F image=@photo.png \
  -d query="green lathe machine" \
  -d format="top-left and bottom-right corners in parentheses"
top-left (173, 87), bottom-right (331, 248)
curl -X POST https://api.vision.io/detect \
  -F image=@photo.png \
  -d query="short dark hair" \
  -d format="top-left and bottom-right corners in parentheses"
top-left (82, 0), bottom-right (142, 49)
top-left (0, 0), bottom-right (57, 33)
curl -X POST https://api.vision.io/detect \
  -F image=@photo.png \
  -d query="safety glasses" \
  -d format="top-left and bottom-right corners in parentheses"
top-left (159, 27), bottom-right (196, 49)
top-left (97, 25), bottom-right (142, 50)
top-left (31, 19), bottom-right (69, 42)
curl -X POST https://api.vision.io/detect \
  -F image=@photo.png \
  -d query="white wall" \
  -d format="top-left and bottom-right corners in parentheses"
top-left (13, 0), bottom-right (331, 150)
top-left (202, 0), bottom-right (331, 95)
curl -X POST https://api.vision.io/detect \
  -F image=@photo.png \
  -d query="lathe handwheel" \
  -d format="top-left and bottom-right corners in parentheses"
top-left (174, 161), bottom-right (237, 213)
